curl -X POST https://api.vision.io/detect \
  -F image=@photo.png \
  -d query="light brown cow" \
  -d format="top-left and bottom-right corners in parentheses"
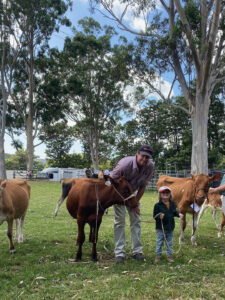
top-left (55, 176), bottom-right (138, 261)
top-left (157, 174), bottom-right (221, 245)
top-left (0, 178), bottom-right (30, 253)
top-left (197, 193), bottom-right (225, 238)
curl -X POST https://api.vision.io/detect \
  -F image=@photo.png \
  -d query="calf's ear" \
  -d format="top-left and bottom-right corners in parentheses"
top-left (109, 177), bottom-right (119, 188)
top-left (209, 173), bottom-right (221, 182)
top-left (0, 180), bottom-right (7, 189)
top-left (104, 175), bottom-right (110, 181)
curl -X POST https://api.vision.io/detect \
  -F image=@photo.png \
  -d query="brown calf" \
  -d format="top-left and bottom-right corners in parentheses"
top-left (157, 174), bottom-right (221, 245)
top-left (197, 193), bottom-right (225, 238)
top-left (0, 178), bottom-right (30, 253)
top-left (55, 176), bottom-right (138, 261)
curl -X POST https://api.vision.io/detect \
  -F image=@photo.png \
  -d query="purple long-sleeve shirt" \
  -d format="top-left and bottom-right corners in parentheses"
top-left (110, 156), bottom-right (154, 191)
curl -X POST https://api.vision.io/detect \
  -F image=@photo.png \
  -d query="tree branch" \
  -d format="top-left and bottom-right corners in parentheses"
top-left (201, 0), bottom-right (221, 94)
top-left (174, 0), bottom-right (201, 74)
top-left (99, 1), bottom-right (162, 38)
top-left (160, 0), bottom-right (170, 14)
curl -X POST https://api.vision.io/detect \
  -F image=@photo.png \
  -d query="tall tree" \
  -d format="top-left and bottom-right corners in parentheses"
top-left (7, 0), bottom-right (71, 171)
top-left (43, 121), bottom-right (74, 167)
top-left (94, 0), bottom-right (225, 174)
top-left (61, 18), bottom-right (133, 169)
top-left (0, 0), bottom-right (26, 178)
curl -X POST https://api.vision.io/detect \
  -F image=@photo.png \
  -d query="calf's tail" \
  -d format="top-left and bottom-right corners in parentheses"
top-left (54, 179), bottom-right (75, 216)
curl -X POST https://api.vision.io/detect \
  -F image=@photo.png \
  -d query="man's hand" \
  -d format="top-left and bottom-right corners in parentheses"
top-left (209, 187), bottom-right (217, 194)
top-left (179, 213), bottom-right (184, 219)
top-left (160, 213), bottom-right (165, 219)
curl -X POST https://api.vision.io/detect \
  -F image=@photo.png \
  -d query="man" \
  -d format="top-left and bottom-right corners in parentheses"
top-left (209, 173), bottom-right (225, 214)
top-left (110, 145), bottom-right (154, 264)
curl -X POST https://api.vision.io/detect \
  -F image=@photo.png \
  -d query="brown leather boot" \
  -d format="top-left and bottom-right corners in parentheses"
top-left (167, 255), bottom-right (174, 263)
top-left (154, 255), bottom-right (161, 263)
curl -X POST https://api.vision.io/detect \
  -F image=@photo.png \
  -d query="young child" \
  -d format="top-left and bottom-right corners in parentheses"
top-left (153, 186), bottom-right (183, 263)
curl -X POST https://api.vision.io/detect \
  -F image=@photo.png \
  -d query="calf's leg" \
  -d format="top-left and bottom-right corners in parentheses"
top-left (179, 214), bottom-right (186, 245)
top-left (212, 209), bottom-right (220, 230)
top-left (90, 219), bottom-right (102, 262)
top-left (7, 218), bottom-right (16, 254)
top-left (218, 212), bottom-right (225, 238)
top-left (15, 219), bottom-right (20, 241)
top-left (76, 219), bottom-right (85, 261)
top-left (196, 200), bottom-right (208, 226)
top-left (191, 212), bottom-right (198, 246)
top-left (18, 214), bottom-right (26, 243)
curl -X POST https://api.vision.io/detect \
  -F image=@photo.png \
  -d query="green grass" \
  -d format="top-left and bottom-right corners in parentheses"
top-left (0, 181), bottom-right (225, 300)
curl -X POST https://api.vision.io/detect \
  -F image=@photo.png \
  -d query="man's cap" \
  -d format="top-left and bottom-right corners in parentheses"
top-left (138, 144), bottom-right (153, 157)
top-left (159, 186), bottom-right (171, 193)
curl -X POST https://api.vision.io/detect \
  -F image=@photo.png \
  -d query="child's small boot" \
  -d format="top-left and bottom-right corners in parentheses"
top-left (154, 255), bottom-right (161, 263)
top-left (167, 255), bottom-right (174, 263)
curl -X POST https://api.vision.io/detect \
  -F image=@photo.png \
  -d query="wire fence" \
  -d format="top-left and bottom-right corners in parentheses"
top-left (6, 168), bottom-right (225, 190)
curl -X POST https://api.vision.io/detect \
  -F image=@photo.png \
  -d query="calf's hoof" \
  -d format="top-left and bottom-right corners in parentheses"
top-left (75, 255), bottom-right (82, 262)
top-left (92, 257), bottom-right (98, 262)
top-left (191, 236), bottom-right (197, 246)
top-left (218, 232), bottom-right (222, 238)
top-left (18, 236), bottom-right (23, 243)
top-left (179, 238), bottom-right (184, 245)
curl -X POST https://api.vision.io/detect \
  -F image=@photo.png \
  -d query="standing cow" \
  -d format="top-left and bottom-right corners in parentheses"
top-left (0, 179), bottom-right (30, 253)
top-left (55, 176), bottom-right (138, 261)
top-left (157, 174), bottom-right (220, 246)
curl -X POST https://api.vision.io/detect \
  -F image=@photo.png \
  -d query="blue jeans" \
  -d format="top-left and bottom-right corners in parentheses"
top-left (156, 230), bottom-right (174, 256)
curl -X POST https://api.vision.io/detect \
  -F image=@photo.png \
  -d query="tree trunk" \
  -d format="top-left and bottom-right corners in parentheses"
top-left (0, 137), bottom-right (7, 179)
top-left (26, 120), bottom-right (34, 171)
top-left (90, 143), bottom-right (98, 170)
top-left (191, 93), bottom-right (209, 175)
top-left (0, 63), bottom-right (7, 180)
top-left (26, 34), bottom-right (34, 171)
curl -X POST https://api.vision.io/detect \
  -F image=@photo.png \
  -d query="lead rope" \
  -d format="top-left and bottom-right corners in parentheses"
top-left (95, 184), bottom-right (100, 244)
top-left (112, 185), bottom-right (137, 203)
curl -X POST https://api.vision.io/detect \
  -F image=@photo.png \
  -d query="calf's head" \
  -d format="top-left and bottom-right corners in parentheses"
top-left (192, 173), bottom-right (221, 204)
top-left (107, 176), bottom-right (138, 210)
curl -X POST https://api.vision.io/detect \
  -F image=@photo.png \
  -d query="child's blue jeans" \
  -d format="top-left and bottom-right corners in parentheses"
top-left (156, 230), bottom-right (174, 256)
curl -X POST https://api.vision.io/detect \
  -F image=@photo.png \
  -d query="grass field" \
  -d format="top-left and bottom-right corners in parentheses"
top-left (0, 181), bottom-right (224, 300)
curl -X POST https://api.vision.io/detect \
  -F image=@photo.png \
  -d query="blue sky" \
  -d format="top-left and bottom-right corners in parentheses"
top-left (5, 0), bottom-right (176, 159)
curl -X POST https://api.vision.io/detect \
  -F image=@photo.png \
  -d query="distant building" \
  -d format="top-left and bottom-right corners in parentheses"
top-left (37, 167), bottom-right (86, 181)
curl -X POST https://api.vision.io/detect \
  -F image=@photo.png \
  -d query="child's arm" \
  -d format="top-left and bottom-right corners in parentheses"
top-left (153, 204), bottom-right (162, 219)
top-left (174, 209), bottom-right (184, 219)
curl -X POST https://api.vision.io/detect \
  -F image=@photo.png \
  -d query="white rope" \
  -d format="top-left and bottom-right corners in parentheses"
top-left (112, 185), bottom-right (137, 203)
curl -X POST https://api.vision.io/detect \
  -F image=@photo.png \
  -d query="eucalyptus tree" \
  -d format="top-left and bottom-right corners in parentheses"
top-left (61, 18), bottom-right (133, 169)
top-left (43, 121), bottom-right (74, 167)
top-left (0, 0), bottom-right (27, 178)
top-left (112, 119), bottom-right (141, 165)
top-left (93, 0), bottom-right (225, 174)
top-left (6, 0), bottom-right (71, 171)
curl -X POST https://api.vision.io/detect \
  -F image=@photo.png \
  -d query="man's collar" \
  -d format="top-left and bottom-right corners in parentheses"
top-left (133, 155), bottom-right (139, 170)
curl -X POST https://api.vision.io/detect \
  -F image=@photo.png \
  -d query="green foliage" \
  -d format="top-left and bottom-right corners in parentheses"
top-left (3, 0), bottom-right (72, 170)
top-left (43, 122), bottom-right (74, 167)
top-left (111, 120), bottom-right (141, 167)
top-left (5, 150), bottom-right (44, 170)
top-left (47, 153), bottom-right (89, 168)
top-left (58, 17), bottom-right (134, 167)
top-left (115, 94), bottom-right (224, 170)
